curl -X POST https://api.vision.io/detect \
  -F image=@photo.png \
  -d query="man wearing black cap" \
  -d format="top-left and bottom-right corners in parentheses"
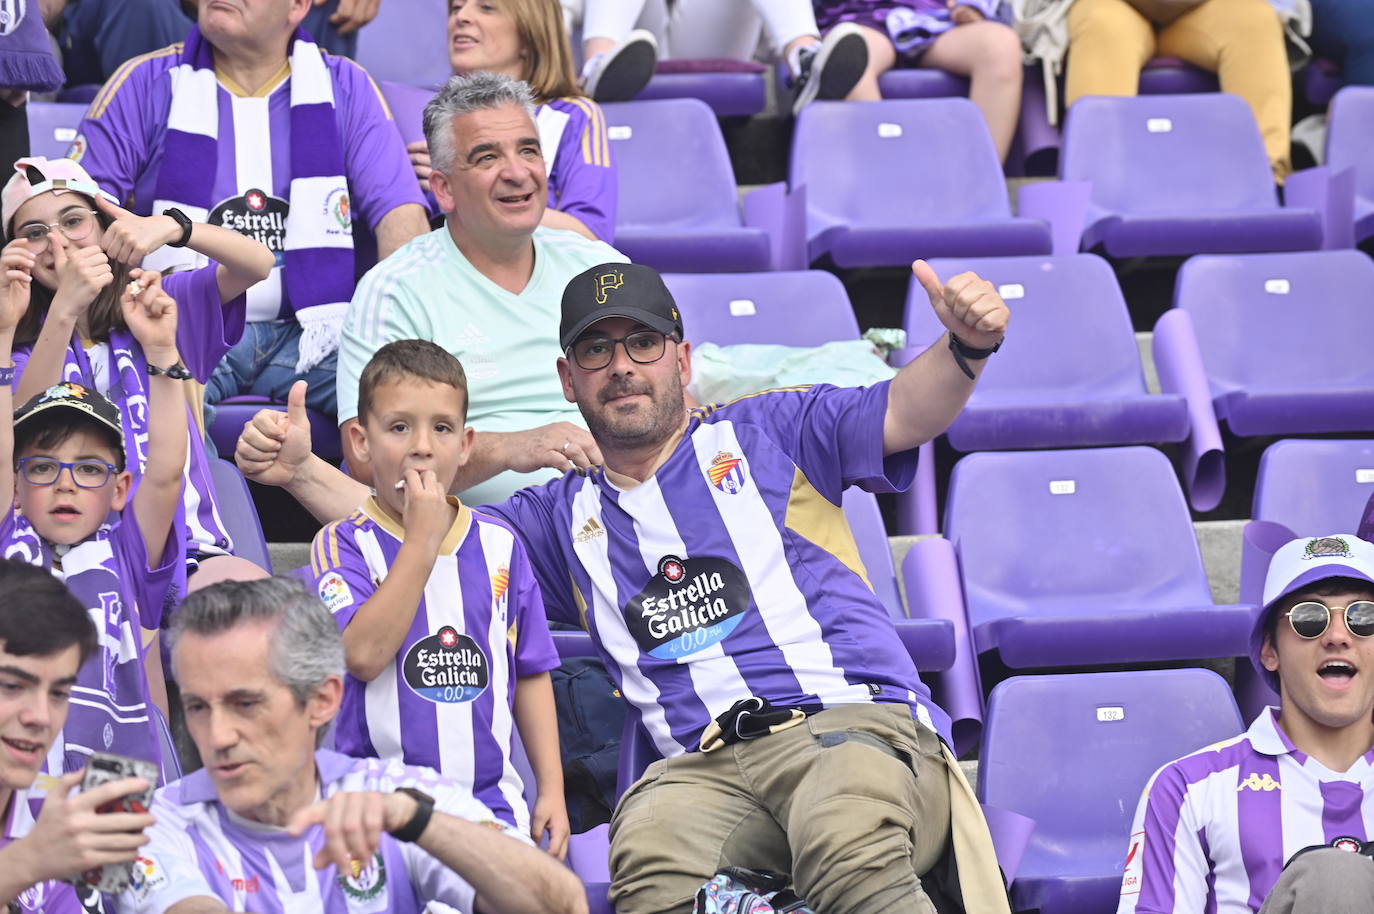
top-left (235, 257), bottom-right (1013, 914)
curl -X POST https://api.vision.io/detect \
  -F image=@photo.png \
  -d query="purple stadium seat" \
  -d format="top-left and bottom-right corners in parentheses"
top-left (380, 80), bottom-right (433, 147)
top-left (877, 68), bottom-right (969, 99)
top-left (902, 254), bottom-right (1189, 451)
top-left (207, 458), bottom-right (271, 573)
top-left (790, 99), bottom-right (1052, 267)
top-left (1136, 57), bottom-right (1218, 94)
top-left (1253, 439), bottom-right (1374, 535)
top-left (1173, 250), bottom-right (1374, 436)
top-left (1061, 94), bottom-right (1322, 256)
top-left (637, 59), bottom-right (767, 117)
top-left (662, 270), bottom-right (858, 345)
top-left (979, 670), bottom-right (1243, 914)
top-left (25, 102), bottom-right (86, 160)
top-left (603, 98), bottom-right (778, 272)
top-left (944, 446), bottom-right (1253, 668)
top-left (1326, 86), bottom-right (1374, 243)
top-left (355, 0), bottom-right (451, 87)
top-left (208, 395), bottom-right (342, 461)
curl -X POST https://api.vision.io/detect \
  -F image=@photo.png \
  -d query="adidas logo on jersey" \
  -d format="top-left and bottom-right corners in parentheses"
top-left (454, 323), bottom-right (489, 346)
top-left (575, 518), bottom-right (605, 542)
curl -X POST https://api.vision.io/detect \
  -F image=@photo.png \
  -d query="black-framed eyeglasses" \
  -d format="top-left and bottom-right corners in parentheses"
top-left (1286, 601), bottom-right (1374, 639)
top-left (17, 456), bottom-right (117, 489)
top-left (13, 209), bottom-right (101, 252)
top-left (568, 330), bottom-right (673, 371)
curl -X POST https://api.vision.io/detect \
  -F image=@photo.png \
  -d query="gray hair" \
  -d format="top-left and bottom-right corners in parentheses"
top-left (170, 576), bottom-right (345, 705)
top-left (422, 71), bottom-right (538, 175)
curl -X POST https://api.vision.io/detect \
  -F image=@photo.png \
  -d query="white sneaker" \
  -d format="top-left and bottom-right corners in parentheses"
top-left (583, 29), bottom-right (658, 103)
top-left (790, 22), bottom-right (869, 116)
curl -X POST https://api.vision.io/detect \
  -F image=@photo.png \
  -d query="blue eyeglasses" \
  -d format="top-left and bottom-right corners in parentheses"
top-left (17, 457), bottom-right (117, 489)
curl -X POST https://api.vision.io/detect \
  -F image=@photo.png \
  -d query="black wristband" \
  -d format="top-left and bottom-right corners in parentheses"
top-left (147, 361), bottom-right (193, 380)
top-left (948, 333), bottom-right (1002, 380)
top-left (162, 207), bottom-right (193, 248)
top-left (388, 788), bottom-right (435, 843)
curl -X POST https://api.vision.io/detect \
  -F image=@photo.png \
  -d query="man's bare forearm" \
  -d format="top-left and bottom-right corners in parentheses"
top-left (288, 455), bottom-right (370, 524)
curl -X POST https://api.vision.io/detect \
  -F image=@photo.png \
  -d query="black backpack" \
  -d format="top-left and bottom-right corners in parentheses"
top-left (551, 657), bottom-right (627, 832)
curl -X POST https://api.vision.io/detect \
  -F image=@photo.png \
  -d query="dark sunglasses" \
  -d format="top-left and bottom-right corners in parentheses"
top-left (1285, 601), bottom-right (1374, 639)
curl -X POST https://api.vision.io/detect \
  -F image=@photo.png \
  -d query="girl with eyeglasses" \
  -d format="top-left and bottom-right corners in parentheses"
top-left (0, 156), bottom-right (274, 586)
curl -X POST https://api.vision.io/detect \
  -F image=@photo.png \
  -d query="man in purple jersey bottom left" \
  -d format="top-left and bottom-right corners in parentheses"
top-left (0, 558), bottom-right (154, 913)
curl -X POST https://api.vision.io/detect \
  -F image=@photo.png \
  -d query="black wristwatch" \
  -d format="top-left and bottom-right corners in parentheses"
top-left (388, 788), bottom-right (435, 843)
top-left (162, 207), bottom-right (193, 248)
top-left (948, 333), bottom-right (1002, 380)
top-left (147, 361), bottom-right (193, 380)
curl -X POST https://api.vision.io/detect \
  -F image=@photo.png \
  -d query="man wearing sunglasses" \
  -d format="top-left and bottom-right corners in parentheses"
top-left (1119, 533), bottom-right (1374, 914)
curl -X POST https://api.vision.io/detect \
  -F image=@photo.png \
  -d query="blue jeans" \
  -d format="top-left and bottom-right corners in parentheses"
top-left (204, 320), bottom-right (339, 419)
top-left (1310, 0), bottom-right (1374, 85)
top-left (301, 0), bottom-right (359, 58)
top-left (60, 0), bottom-right (193, 86)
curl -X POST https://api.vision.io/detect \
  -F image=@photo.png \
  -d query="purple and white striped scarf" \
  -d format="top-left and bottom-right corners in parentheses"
top-left (153, 26), bottom-right (353, 373)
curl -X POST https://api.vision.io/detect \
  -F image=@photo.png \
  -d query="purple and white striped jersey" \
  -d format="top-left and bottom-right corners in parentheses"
top-left (2, 784), bottom-right (104, 913)
top-left (115, 750), bottom-right (527, 914)
top-left (538, 97), bottom-right (616, 244)
top-left (1118, 708), bottom-right (1374, 914)
top-left (309, 499), bottom-right (559, 831)
top-left (0, 506), bottom-right (176, 778)
top-left (485, 382), bottom-right (952, 758)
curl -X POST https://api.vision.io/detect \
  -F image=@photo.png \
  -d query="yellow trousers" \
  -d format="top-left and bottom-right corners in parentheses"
top-left (1066, 0), bottom-right (1292, 180)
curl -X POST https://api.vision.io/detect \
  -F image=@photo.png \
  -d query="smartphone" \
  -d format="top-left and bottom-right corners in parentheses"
top-left (64, 752), bottom-right (159, 894)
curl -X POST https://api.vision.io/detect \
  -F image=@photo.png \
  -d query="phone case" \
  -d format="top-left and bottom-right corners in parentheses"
top-left (64, 752), bottom-right (159, 894)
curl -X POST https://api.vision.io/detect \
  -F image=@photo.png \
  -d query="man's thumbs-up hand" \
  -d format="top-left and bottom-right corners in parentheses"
top-left (911, 259), bottom-right (1009, 351)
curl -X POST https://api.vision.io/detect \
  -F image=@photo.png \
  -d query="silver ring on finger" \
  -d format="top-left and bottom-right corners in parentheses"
top-left (562, 441), bottom-right (570, 453)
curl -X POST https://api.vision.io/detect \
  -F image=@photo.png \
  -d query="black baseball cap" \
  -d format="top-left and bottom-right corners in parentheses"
top-left (559, 263), bottom-right (684, 351)
top-left (14, 382), bottom-right (124, 449)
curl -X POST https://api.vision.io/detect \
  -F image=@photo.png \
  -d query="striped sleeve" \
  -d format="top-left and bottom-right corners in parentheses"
top-left (546, 97), bottom-right (617, 243)
top-left (1119, 762), bottom-right (1211, 914)
top-left (309, 514), bottom-right (376, 629)
top-left (75, 45), bottom-right (179, 206)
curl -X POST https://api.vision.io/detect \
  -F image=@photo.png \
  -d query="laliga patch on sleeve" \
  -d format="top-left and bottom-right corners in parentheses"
top-left (1121, 832), bottom-right (1144, 896)
top-left (128, 856), bottom-right (168, 902)
top-left (319, 572), bottom-right (355, 612)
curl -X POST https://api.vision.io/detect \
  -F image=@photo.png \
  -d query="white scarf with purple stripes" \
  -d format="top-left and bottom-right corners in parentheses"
top-left (149, 26), bottom-right (353, 373)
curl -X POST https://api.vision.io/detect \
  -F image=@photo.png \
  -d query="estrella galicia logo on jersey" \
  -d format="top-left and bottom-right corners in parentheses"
top-left (210, 188), bottom-right (288, 258)
top-left (706, 451), bottom-right (747, 494)
top-left (625, 556), bottom-right (752, 659)
top-left (1332, 836), bottom-right (1364, 853)
top-left (338, 852), bottom-right (387, 902)
top-left (402, 626), bottom-right (490, 702)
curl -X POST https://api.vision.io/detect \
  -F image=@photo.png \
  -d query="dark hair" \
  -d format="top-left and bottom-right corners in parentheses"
top-left (0, 557), bottom-right (98, 665)
top-left (170, 577), bottom-right (344, 706)
top-left (356, 339), bottom-right (469, 425)
top-left (14, 409), bottom-right (125, 472)
top-left (7, 202), bottom-right (132, 347)
top-left (1263, 576), bottom-right (1374, 647)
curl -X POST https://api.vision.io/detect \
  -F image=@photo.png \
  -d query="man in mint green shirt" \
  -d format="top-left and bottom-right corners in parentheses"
top-left (338, 72), bottom-right (627, 506)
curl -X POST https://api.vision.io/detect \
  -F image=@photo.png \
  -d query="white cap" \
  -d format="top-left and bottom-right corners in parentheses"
top-left (1262, 535), bottom-right (1374, 609)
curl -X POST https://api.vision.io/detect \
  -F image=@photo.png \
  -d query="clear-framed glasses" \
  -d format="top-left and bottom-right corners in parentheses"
top-left (16, 456), bottom-right (117, 489)
top-left (1285, 601), bottom-right (1374, 639)
top-left (13, 209), bottom-right (100, 252)
top-left (569, 330), bottom-right (671, 371)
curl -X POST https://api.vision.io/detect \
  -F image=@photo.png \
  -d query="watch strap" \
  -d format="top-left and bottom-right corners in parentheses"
top-left (948, 333), bottom-right (1002, 380)
top-left (147, 361), bottom-right (193, 380)
top-left (162, 208), bottom-right (193, 248)
top-left (389, 788), bottom-right (435, 843)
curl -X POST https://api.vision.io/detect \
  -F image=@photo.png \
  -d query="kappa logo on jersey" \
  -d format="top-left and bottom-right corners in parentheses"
top-left (594, 269), bottom-right (624, 304)
top-left (1237, 773), bottom-right (1281, 792)
top-left (706, 451), bottom-right (747, 494)
top-left (403, 626), bottom-right (490, 702)
top-left (624, 555), bottom-right (752, 659)
top-left (338, 852), bottom-right (387, 902)
top-left (1120, 832), bottom-right (1143, 896)
top-left (211, 188), bottom-right (288, 259)
top-left (575, 518), bottom-right (605, 542)
top-left (319, 572), bottom-right (354, 612)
